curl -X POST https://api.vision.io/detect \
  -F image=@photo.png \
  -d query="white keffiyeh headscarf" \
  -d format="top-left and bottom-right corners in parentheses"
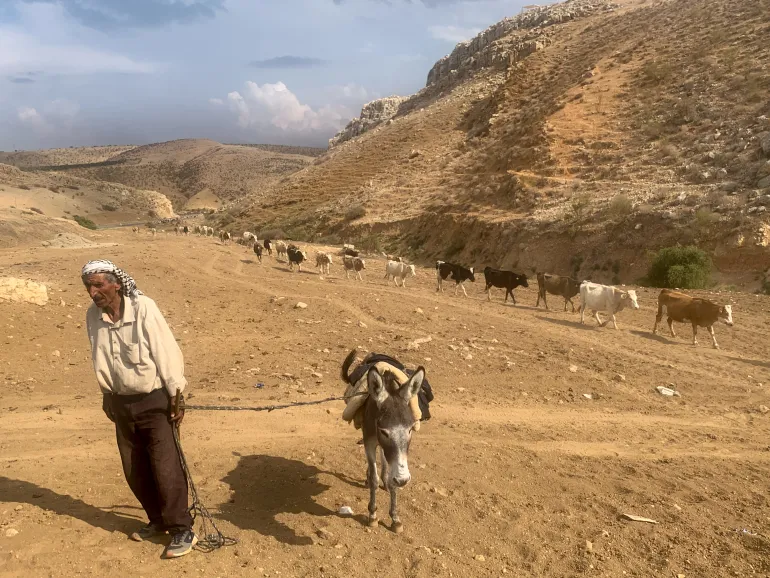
top-left (81, 260), bottom-right (143, 297)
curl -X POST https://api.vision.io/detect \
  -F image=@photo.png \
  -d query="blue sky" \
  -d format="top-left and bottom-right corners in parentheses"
top-left (0, 0), bottom-right (527, 150)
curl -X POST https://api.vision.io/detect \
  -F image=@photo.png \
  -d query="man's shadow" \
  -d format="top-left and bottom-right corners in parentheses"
top-left (0, 476), bottom-right (142, 534)
top-left (219, 453), bottom-right (343, 545)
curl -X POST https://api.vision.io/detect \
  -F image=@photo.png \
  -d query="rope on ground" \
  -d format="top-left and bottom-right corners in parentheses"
top-left (185, 391), bottom-right (367, 413)
top-left (173, 425), bottom-right (238, 552)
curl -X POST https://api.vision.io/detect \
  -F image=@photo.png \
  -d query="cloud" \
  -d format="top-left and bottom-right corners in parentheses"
top-left (249, 56), bottom-right (327, 69)
top-left (44, 98), bottom-right (80, 121)
top-left (428, 24), bottom-right (481, 43)
top-left (208, 98), bottom-right (224, 106)
top-left (0, 29), bottom-right (157, 76)
top-left (17, 106), bottom-right (47, 130)
top-left (8, 76), bottom-right (35, 84)
top-left (18, 0), bottom-right (225, 30)
top-left (222, 81), bottom-right (350, 134)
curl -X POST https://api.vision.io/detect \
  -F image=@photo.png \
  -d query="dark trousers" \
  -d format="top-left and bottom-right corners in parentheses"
top-left (107, 388), bottom-right (192, 533)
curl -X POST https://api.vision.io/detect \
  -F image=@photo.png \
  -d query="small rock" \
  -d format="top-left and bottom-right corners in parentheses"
top-left (5, 529), bottom-right (18, 537)
top-left (431, 487), bottom-right (448, 497)
top-left (59, 298), bottom-right (66, 307)
top-left (409, 149), bottom-right (421, 159)
top-left (14, 505), bottom-right (22, 511)
top-left (583, 393), bottom-right (593, 400)
top-left (358, 321), bottom-right (367, 328)
top-left (569, 365), bottom-right (578, 373)
top-left (585, 540), bottom-right (593, 553)
top-left (311, 372), bottom-right (323, 379)
top-left (673, 504), bottom-right (682, 511)
top-left (294, 302), bottom-right (308, 309)
top-left (634, 223), bottom-right (642, 230)
top-left (456, 387), bottom-right (466, 393)
top-left (317, 528), bottom-right (334, 540)
top-left (52, 350), bottom-right (61, 357)
top-left (474, 554), bottom-right (486, 562)
top-left (338, 506), bottom-right (354, 516)
top-left (759, 405), bottom-right (769, 414)
top-left (614, 373), bottom-right (626, 382)
top-left (415, 307), bottom-right (424, 315)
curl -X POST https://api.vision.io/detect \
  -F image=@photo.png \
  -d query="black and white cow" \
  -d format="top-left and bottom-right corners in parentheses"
top-left (263, 239), bottom-right (273, 256)
top-left (483, 267), bottom-right (528, 304)
top-left (287, 245), bottom-right (308, 272)
top-left (436, 261), bottom-right (475, 297)
top-left (253, 243), bottom-right (263, 263)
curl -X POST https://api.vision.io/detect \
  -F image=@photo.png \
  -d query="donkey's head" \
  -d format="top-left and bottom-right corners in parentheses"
top-left (367, 366), bottom-right (425, 488)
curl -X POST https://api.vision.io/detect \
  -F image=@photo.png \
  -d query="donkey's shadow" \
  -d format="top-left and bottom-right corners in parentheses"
top-left (220, 453), bottom-right (347, 545)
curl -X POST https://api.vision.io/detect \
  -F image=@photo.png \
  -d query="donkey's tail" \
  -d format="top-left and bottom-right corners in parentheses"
top-left (341, 348), bottom-right (358, 384)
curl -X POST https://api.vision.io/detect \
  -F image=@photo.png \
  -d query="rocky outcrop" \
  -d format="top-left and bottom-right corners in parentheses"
top-left (0, 277), bottom-right (48, 306)
top-left (426, 0), bottom-right (618, 88)
top-left (329, 96), bottom-right (408, 148)
top-left (328, 0), bottom-right (618, 149)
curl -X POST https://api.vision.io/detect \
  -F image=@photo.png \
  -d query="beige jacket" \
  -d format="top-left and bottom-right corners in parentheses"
top-left (85, 295), bottom-right (187, 396)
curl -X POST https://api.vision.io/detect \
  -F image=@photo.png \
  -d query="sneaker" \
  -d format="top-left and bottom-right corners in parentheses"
top-left (130, 523), bottom-right (165, 542)
top-left (163, 529), bottom-right (198, 559)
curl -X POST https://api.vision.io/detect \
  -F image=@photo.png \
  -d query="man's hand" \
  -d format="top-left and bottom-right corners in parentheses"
top-left (169, 393), bottom-right (185, 426)
top-left (102, 394), bottom-right (115, 423)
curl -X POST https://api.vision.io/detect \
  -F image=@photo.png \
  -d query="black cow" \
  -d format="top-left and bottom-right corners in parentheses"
top-left (287, 245), bottom-right (308, 272)
top-left (263, 239), bottom-right (273, 256)
top-left (483, 267), bottom-right (528, 305)
top-left (436, 261), bottom-right (475, 297)
top-left (344, 247), bottom-right (359, 257)
top-left (253, 243), bottom-right (263, 263)
top-left (183, 225), bottom-right (189, 235)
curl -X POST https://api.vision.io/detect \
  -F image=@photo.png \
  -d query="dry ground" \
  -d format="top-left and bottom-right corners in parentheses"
top-left (1, 231), bottom-right (770, 577)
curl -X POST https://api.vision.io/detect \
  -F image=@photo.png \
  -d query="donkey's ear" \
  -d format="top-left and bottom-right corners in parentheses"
top-left (367, 368), bottom-right (388, 407)
top-left (400, 367), bottom-right (425, 401)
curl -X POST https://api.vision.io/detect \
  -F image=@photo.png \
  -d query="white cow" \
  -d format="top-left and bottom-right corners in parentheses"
top-left (579, 281), bottom-right (639, 329)
top-left (316, 252), bottom-right (333, 275)
top-left (275, 240), bottom-right (288, 260)
top-left (384, 260), bottom-right (416, 288)
top-left (243, 232), bottom-right (258, 247)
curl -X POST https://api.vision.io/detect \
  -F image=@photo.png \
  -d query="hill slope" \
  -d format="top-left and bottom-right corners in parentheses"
top-left (228, 0), bottom-right (770, 288)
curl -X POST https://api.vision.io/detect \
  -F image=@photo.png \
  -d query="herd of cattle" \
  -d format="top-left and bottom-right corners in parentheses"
top-left (147, 224), bottom-right (736, 349)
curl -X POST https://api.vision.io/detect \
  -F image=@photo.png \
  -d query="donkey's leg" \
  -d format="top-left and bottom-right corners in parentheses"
top-left (389, 486), bottom-right (403, 534)
top-left (378, 446), bottom-right (388, 491)
top-left (364, 440), bottom-right (379, 527)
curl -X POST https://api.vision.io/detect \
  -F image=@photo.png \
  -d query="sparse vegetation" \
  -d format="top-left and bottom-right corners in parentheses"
top-left (18, 184), bottom-right (31, 190)
top-left (73, 215), bottom-right (98, 230)
top-left (101, 204), bottom-right (118, 212)
top-left (259, 228), bottom-right (287, 240)
top-left (608, 194), bottom-right (633, 218)
top-left (345, 204), bottom-right (367, 221)
top-left (647, 245), bottom-right (711, 289)
top-left (29, 207), bottom-right (44, 215)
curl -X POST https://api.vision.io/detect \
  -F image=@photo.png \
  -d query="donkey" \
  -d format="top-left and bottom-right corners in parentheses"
top-left (341, 350), bottom-right (425, 533)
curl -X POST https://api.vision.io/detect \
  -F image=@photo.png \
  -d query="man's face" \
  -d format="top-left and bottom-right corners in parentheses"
top-left (82, 273), bottom-right (121, 308)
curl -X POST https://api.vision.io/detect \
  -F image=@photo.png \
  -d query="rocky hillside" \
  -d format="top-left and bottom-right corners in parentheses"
top-left (229, 0), bottom-right (770, 290)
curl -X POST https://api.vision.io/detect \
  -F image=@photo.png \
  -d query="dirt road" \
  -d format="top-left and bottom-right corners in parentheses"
top-left (1, 231), bottom-right (769, 577)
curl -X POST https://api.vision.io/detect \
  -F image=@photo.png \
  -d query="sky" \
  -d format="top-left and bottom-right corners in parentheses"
top-left (0, 0), bottom-right (529, 150)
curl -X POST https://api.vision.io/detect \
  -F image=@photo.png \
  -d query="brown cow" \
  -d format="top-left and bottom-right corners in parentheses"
top-left (535, 272), bottom-right (581, 312)
top-left (652, 289), bottom-right (734, 349)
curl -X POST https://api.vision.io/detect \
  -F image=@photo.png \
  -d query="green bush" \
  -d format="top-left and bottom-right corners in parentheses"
top-left (73, 215), bottom-right (98, 230)
top-left (647, 245), bottom-right (711, 289)
top-left (608, 194), bottom-right (633, 217)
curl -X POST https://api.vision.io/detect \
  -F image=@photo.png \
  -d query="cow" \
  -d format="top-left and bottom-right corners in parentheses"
top-left (175, 225), bottom-right (184, 235)
top-left (287, 245), bottom-right (308, 272)
top-left (483, 267), bottom-right (528, 304)
top-left (275, 240), bottom-right (288, 260)
top-left (316, 252), bottom-right (333, 275)
top-left (219, 230), bottom-right (231, 244)
top-left (535, 273), bottom-right (581, 312)
top-left (263, 239), bottom-right (273, 256)
top-left (343, 256), bottom-right (366, 281)
top-left (579, 281), bottom-right (639, 329)
top-left (131, 226), bottom-right (139, 234)
top-left (243, 232), bottom-right (257, 247)
top-left (652, 289), bottom-right (734, 349)
top-left (150, 228), bottom-right (157, 237)
top-left (385, 260), bottom-right (416, 288)
top-left (206, 226), bottom-right (214, 237)
top-left (253, 243), bottom-right (263, 263)
top-left (183, 225), bottom-right (189, 235)
top-left (344, 247), bottom-right (360, 258)
top-left (436, 261), bottom-right (475, 297)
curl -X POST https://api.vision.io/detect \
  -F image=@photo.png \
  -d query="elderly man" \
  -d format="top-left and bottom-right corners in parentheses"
top-left (81, 259), bottom-right (196, 559)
